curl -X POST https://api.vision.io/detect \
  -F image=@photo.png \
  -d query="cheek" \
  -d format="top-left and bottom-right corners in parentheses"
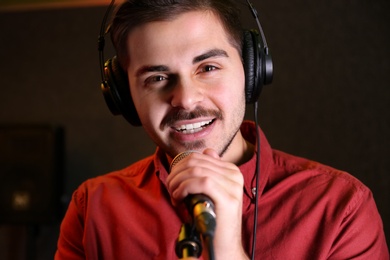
top-left (222, 72), bottom-right (245, 102)
top-left (129, 78), bottom-right (170, 133)
top-left (130, 86), bottom-right (148, 124)
top-left (132, 92), bottom-right (166, 129)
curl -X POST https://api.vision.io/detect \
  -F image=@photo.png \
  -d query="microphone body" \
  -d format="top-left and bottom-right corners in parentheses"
top-left (185, 194), bottom-right (216, 237)
top-left (170, 151), bottom-right (216, 237)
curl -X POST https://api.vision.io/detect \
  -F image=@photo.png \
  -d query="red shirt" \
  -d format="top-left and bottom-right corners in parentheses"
top-left (55, 121), bottom-right (388, 259)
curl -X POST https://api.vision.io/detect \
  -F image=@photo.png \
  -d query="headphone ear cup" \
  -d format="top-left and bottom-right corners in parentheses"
top-left (242, 29), bottom-right (273, 104)
top-left (242, 30), bottom-right (262, 104)
top-left (101, 56), bottom-right (142, 126)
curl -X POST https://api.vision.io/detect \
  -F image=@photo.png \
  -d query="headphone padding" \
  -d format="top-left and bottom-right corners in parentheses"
top-left (103, 57), bottom-right (142, 126)
top-left (242, 30), bottom-right (261, 104)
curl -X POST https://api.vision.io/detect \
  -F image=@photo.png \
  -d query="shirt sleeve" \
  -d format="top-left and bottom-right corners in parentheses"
top-left (328, 187), bottom-right (389, 259)
top-left (55, 188), bottom-right (86, 260)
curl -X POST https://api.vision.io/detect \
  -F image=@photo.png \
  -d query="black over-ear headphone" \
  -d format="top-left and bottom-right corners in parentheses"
top-left (98, 0), bottom-right (273, 126)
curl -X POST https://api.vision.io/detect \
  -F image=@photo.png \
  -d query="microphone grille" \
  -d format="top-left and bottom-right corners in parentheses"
top-left (169, 150), bottom-right (197, 172)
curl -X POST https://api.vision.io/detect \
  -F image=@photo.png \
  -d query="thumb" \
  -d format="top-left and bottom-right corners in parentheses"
top-left (202, 148), bottom-right (220, 159)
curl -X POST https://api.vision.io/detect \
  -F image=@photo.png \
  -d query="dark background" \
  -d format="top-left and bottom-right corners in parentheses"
top-left (0, 0), bottom-right (389, 258)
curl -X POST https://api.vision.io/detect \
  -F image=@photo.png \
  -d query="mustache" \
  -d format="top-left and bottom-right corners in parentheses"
top-left (161, 107), bottom-right (222, 127)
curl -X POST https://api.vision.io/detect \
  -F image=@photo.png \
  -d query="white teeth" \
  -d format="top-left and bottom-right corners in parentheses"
top-left (176, 119), bottom-right (212, 133)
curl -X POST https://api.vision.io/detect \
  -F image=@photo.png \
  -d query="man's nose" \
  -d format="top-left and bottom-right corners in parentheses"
top-left (170, 78), bottom-right (204, 110)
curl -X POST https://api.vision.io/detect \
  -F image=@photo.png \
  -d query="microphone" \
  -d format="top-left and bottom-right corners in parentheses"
top-left (170, 151), bottom-right (216, 238)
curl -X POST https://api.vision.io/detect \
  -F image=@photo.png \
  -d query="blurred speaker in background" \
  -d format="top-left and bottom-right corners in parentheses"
top-left (0, 125), bottom-right (64, 224)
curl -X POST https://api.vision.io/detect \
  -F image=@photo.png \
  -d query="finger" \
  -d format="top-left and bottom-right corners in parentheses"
top-left (202, 148), bottom-right (220, 159)
top-left (167, 158), bottom-right (238, 195)
top-left (169, 152), bottom-right (238, 179)
top-left (170, 166), bottom-right (243, 204)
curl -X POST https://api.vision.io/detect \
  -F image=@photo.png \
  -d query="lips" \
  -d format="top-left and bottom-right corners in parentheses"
top-left (174, 119), bottom-right (214, 134)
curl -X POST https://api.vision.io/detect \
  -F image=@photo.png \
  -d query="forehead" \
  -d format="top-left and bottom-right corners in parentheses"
top-left (125, 11), bottom-right (235, 65)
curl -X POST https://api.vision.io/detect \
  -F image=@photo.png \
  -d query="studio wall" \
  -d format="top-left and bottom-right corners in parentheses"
top-left (0, 0), bottom-right (389, 258)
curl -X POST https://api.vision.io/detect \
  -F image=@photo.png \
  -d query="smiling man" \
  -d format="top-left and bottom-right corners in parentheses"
top-left (127, 11), bottom-right (248, 162)
top-left (55, 0), bottom-right (388, 259)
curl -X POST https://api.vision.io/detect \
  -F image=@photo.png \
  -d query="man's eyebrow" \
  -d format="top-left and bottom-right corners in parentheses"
top-left (136, 65), bottom-right (170, 77)
top-left (135, 49), bottom-right (228, 76)
top-left (193, 49), bottom-right (229, 64)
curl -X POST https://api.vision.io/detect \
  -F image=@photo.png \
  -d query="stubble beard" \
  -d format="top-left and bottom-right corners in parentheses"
top-left (168, 108), bottom-right (244, 159)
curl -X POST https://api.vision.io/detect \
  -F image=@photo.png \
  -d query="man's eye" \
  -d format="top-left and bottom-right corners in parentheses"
top-left (145, 75), bottom-right (167, 84)
top-left (201, 65), bottom-right (217, 72)
top-left (153, 75), bottom-right (166, 82)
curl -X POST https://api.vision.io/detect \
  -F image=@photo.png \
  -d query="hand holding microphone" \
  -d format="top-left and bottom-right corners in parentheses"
top-left (168, 149), bottom-right (248, 259)
top-left (170, 151), bottom-right (216, 238)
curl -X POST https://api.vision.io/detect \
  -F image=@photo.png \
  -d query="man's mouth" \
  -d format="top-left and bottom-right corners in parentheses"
top-left (174, 119), bottom-right (214, 134)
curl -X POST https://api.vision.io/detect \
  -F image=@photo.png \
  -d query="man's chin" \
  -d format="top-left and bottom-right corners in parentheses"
top-left (165, 140), bottom-right (205, 158)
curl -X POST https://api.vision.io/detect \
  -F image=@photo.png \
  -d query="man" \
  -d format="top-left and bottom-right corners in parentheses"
top-left (55, 0), bottom-right (388, 259)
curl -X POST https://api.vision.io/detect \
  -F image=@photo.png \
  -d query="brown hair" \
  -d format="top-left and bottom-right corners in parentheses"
top-left (110, 0), bottom-right (243, 69)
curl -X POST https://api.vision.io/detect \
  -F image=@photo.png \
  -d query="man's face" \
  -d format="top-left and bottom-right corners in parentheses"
top-left (126, 10), bottom-right (246, 161)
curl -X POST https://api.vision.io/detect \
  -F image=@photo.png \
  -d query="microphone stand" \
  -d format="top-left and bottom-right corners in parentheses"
top-left (175, 223), bottom-right (215, 260)
top-left (175, 223), bottom-right (202, 258)
top-left (175, 198), bottom-right (216, 260)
